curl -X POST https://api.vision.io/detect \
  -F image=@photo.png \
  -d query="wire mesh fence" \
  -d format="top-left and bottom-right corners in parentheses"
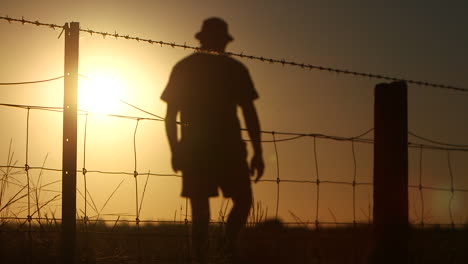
top-left (1, 102), bottom-right (467, 229)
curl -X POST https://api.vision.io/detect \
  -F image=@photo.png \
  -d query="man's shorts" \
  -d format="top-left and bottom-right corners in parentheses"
top-left (179, 143), bottom-right (252, 198)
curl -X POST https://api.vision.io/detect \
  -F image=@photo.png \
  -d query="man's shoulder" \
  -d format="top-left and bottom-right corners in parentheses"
top-left (173, 53), bottom-right (199, 68)
top-left (225, 55), bottom-right (248, 70)
top-left (178, 52), bottom-right (247, 68)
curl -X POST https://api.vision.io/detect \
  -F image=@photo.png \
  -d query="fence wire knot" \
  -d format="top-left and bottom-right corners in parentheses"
top-left (27, 215), bottom-right (32, 222)
top-left (134, 171), bottom-right (138, 178)
top-left (24, 164), bottom-right (30, 171)
top-left (82, 168), bottom-right (87, 175)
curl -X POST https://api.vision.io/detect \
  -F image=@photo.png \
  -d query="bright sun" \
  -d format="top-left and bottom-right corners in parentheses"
top-left (79, 70), bottom-right (126, 114)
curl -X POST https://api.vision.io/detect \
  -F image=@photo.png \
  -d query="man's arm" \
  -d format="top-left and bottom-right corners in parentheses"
top-left (165, 104), bottom-right (180, 172)
top-left (241, 101), bottom-right (264, 182)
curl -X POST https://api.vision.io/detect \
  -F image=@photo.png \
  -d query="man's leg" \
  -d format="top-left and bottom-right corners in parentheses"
top-left (190, 196), bottom-right (210, 263)
top-left (225, 190), bottom-right (252, 256)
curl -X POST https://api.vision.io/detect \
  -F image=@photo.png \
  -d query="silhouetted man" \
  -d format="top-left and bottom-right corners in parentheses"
top-left (161, 17), bottom-right (264, 263)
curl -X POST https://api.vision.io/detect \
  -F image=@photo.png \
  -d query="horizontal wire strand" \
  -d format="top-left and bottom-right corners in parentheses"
top-left (2, 102), bottom-right (467, 152)
top-left (5, 164), bottom-right (468, 194)
top-left (0, 76), bottom-right (64, 85)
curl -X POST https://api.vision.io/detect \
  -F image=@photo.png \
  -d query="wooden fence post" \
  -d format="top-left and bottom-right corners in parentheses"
top-left (372, 81), bottom-right (409, 263)
top-left (62, 21), bottom-right (79, 264)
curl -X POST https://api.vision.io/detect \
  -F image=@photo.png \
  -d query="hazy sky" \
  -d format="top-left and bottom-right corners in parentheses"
top-left (1, 1), bottom-right (467, 225)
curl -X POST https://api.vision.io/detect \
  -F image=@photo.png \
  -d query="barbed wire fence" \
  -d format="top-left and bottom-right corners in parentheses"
top-left (1, 15), bottom-right (467, 93)
top-left (1, 15), bottom-right (468, 262)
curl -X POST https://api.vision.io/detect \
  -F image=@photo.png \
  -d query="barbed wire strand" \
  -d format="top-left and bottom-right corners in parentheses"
top-left (79, 28), bottom-right (468, 93)
top-left (272, 132), bottom-right (280, 220)
top-left (0, 76), bottom-right (64, 85)
top-left (0, 16), bottom-right (63, 30)
top-left (1, 16), bottom-right (467, 93)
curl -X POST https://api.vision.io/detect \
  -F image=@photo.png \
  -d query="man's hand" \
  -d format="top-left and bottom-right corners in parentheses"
top-left (171, 144), bottom-right (183, 173)
top-left (250, 154), bottom-right (264, 182)
top-left (171, 155), bottom-right (181, 173)
top-left (165, 104), bottom-right (181, 173)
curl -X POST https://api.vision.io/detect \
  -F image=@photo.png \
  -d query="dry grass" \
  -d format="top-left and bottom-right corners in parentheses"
top-left (1, 220), bottom-right (468, 264)
top-left (1, 143), bottom-right (467, 263)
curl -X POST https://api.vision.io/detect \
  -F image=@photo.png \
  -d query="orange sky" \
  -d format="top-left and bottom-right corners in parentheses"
top-left (1, 1), bottom-right (467, 226)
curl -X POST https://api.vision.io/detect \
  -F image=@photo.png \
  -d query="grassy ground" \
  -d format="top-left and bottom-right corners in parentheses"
top-left (1, 220), bottom-right (468, 263)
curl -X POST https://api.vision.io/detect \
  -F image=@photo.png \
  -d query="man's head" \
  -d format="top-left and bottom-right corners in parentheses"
top-left (195, 17), bottom-right (233, 52)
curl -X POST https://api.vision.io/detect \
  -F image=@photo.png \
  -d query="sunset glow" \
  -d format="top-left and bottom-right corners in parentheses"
top-left (1, 0), bottom-right (467, 232)
top-left (79, 70), bottom-right (127, 114)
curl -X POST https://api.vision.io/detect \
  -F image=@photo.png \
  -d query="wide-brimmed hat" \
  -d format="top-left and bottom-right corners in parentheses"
top-left (195, 17), bottom-right (234, 42)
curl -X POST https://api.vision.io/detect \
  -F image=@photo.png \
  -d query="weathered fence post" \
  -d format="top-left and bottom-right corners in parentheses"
top-left (372, 81), bottom-right (408, 263)
top-left (62, 21), bottom-right (79, 264)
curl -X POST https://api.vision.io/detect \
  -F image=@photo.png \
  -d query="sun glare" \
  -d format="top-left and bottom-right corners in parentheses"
top-left (79, 70), bottom-right (126, 114)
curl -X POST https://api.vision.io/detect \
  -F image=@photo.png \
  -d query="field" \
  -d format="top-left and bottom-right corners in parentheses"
top-left (1, 219), bottom-right (468, 264)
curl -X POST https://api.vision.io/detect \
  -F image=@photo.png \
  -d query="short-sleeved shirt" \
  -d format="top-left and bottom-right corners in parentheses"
top-left (161, 52), bottom-right (258, 197)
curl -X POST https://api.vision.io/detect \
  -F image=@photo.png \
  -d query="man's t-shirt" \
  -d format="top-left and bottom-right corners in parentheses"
top-left (161, 52), bottom-right (258, 161)
top-left (161, 52), bottom-right (258, 197)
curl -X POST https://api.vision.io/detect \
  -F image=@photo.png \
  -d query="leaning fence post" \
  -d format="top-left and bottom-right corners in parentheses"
top-left (62, 21), bottom-right (79, 264)
top-left (372, 81), bottom-right (409, 263)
